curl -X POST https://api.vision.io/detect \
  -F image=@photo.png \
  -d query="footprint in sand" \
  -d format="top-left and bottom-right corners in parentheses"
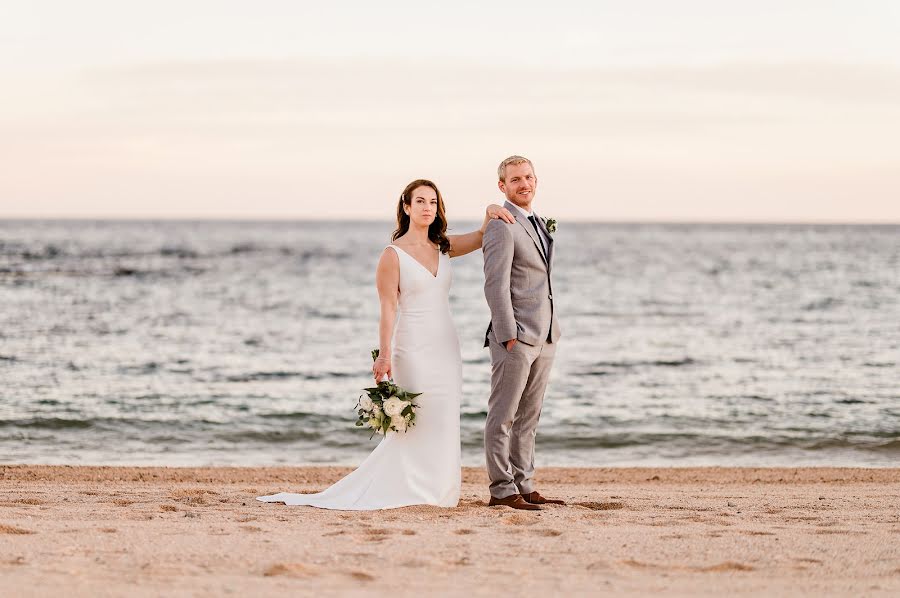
top-left (362, 528), bottom-right (394, 542)
top-left (454, 529), bottom-right (475, 535)
top-left (533, 529), bottom-right (562, 537)
top-left (681, 515), bottom-right (734, 526)
top-left (169, 488), bottom-right (218, 506)
top-left (576, 501), bottom-right (625, 511)
top-left (347, 571), bottom-right (375, 581)
top-left (0, 524), bottom-right (34, 535)
top-left (159, 505), bottom-right (178, 512)
top-left (263, 563), bottom-right (317, 578)
top-left (501, 514), bottom-right (540, 526)
top-left (14, 498), bottom-right (44, 505)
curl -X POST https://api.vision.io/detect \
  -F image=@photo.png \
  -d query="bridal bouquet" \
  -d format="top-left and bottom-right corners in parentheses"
top-left (356, 349), bottom-right (421, 437)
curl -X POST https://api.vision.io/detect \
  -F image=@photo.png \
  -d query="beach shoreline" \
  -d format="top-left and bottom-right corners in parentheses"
top-left (2, 465), bottom-right (899, 596)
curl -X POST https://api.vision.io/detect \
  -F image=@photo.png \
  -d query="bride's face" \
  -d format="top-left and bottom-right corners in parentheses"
top-left (405, 186), bottom-right (438, 227)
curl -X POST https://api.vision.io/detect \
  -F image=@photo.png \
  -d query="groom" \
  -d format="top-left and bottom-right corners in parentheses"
top-left (482, 155), bottom-right (563, 511)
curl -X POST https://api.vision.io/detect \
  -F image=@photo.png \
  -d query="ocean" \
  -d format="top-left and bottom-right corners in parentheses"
top-left (1, 220), bottom-right (897, 467)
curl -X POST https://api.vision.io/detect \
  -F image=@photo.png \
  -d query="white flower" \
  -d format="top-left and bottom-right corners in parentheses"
top-left (383, 396), bottom-right (404, 417)
top-left (358, 395), bottom-right (373, 411)
top-left (372, 404), bottom-right (382, 417)
top-left (390, 414), bottom-right (407, 432)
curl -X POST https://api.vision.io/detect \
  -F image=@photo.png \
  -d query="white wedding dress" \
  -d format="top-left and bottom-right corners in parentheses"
top-left (257, 245), bottom-right (462, 509)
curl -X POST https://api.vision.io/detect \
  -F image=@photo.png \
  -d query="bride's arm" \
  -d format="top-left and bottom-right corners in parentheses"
top-left (448, 204), bottom-right (514, 258)
top-left (373, 248), bottom-right (400, 382)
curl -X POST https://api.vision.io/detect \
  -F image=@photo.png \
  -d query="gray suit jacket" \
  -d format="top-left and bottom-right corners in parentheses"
top-left (483, 200), bottom-right (561, 347)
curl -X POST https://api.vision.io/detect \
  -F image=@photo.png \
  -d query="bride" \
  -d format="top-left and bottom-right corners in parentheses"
top-left (257, 179), bottom-right (514, 509)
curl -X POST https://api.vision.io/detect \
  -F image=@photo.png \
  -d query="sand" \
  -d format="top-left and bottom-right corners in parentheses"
top-left (1, 465), bottom-right (898, 597)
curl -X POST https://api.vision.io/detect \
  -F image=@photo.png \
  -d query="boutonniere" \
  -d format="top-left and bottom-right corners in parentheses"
top-left (541, 217), bottom-right (557, 235)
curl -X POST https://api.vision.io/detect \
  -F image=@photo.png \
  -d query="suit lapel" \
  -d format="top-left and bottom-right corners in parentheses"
top-left (533, 211), bottom-right (554, 267)
top-left (505, 200), bottom-right (548, 267)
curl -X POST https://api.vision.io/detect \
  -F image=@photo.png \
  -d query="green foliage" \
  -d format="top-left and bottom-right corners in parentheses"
top-left (356, 347), bottom-right (421, 435)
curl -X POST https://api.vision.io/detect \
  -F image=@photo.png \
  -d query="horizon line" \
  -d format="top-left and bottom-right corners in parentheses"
top-left (1, 215), bottom-right (898, 226)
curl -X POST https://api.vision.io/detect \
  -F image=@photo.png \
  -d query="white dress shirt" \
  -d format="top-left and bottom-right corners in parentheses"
top-left (508, 202), bottom-right (549, 258)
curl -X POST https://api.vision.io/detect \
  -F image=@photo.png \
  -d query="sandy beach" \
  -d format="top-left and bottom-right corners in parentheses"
top-left (1, 466), bottom-right (898, 596)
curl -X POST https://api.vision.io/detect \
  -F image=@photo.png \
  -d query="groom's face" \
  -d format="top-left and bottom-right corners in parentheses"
top-left (499, 162), bottom-right (537, 208)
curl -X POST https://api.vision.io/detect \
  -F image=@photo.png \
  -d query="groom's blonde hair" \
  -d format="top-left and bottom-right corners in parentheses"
top-left (498, 155), bottom-right (535, 182)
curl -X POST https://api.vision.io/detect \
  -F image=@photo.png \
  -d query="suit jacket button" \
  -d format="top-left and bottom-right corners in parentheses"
top-left (548, 294), bottom-right (553, 299)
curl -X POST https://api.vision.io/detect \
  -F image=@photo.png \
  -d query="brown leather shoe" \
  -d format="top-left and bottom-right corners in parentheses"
top-left (521, 491), bottom-right (566, 505)
top-left (488, 494), bottom-right (542, 511)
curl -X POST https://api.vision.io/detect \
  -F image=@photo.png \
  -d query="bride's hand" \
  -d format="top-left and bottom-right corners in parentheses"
top-left (486, 204), bottom-right (515, 224)
top-left (373, 356), bottom-right (392, 382)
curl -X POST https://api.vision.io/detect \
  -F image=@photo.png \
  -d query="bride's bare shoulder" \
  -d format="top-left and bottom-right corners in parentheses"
top-left (379, 245), bottom-right (401, 265)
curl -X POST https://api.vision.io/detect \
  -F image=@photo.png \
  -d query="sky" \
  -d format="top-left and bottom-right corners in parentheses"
top-left (1, 1), bottom-right (899, 222)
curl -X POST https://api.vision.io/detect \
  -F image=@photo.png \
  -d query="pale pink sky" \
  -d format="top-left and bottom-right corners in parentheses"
top-left (2, 2), bottom-right (899, 222)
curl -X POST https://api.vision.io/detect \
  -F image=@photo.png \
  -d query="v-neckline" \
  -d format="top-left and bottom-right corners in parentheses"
top-left (391, 244), bottom-right (440, 278)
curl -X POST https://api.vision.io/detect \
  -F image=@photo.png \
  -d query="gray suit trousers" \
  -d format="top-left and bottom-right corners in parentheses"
top-left (484, 336), bottom-right (557, 499)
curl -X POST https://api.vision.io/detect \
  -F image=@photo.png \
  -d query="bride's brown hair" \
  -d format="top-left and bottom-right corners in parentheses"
top-left (392, 179), bottom-right (451, 254)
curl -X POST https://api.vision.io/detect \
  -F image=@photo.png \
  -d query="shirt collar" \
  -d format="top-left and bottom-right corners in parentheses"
top-left (508, 201), bottom-right (535, 219)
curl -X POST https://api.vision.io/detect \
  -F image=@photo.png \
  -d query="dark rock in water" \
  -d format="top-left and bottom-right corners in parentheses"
top-left (22, 245), bottom-right (63, 260)
top-left (114, 267), bottom-right (139, 276)
top-left (802, 297), bottom-right (840, 311)
top-left (118, 362), bottom-right (160, 375)
top-left (229, 243), bottom-right (259, 255)
top-left (590, 358), bottom-right (696, 369)
top-left (160, 246), bottom-right (198, 259)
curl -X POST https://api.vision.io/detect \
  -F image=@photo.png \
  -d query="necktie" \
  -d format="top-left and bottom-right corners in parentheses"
top-left (528, 215), bottom-right (547, 257)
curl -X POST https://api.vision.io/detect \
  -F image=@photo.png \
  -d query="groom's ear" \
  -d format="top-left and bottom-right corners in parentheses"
top-left (498, 179), bottom-right (506, 193)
